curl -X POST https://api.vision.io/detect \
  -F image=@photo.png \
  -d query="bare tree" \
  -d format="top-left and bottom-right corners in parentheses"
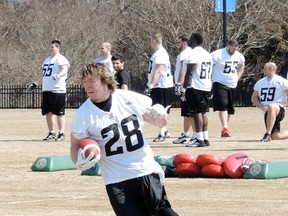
top-left (0, 0), bottom-right (118, 84)
top-left (0, 0), bottom-right (288, 92)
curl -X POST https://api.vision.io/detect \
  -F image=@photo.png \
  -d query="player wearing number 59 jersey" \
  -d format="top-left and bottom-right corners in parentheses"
top-left (70, 63), bottom-right (178, 216)
top-left (251, 62), bottom-right (288, 142)
top-left (181, 33), bottom-right (213, 148)
top-left (211, 39), bottom-right (245, 138)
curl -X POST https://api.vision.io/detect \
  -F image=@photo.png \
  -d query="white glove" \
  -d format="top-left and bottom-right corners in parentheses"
top-left (27, 82), bottom-right (37, 92)
top-left (143, 86), bottom-right (152, 96)
top-left (174, 85), bottom-right (182, 96)
top-left (147, 104), bottom-right (171, 118)
top-left (76, 148), bottom-right (100, 171)
top-left (52, 74), bottom-right (61, 80)
top-left (180, 95), bottom-right (186, 102)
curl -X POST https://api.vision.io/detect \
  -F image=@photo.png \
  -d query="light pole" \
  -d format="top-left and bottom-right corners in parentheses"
top-left (222, 0), bottom-right (227, 47)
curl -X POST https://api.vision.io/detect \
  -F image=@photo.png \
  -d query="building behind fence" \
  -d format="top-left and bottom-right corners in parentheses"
top-left (0, 83), bottom-right (254, 109)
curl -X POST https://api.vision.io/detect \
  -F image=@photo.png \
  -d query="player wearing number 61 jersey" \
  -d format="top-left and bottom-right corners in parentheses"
top-left (210, 39), bottom-right (245, 138)
top-left (251, 62), bottom-right (288, 142)
top-left (70, 63), bottom-right (178, 216)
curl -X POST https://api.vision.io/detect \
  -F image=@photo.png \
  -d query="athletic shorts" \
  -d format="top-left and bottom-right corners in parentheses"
top-left (180, 100), bottom-right (192, 117)
top-left (150, 87), bottom-right (174, 114)
top-left (212, 82), bottom-right (235, 115)
top-left (41, 91), bottom-right (66, 116)
top-left (106, 173), bottom-right (178, 216)
top-left (264, 106), bottom-right (285, 134)
top-left (185, 88), bottom-right (210, 114)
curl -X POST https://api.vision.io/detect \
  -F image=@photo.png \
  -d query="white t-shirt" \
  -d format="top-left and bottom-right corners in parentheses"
top-left (148, 47), bottom-right (173, 88)
top-left (254, 74), bottom-right (288, 106)
top-left (70, 89), bottom-right (163, 185)
top-left (95, 55), bottom-right (114, 74)
top-left (211, 48), bottom-right (245, 88)
top-left (42, 53), bottom-right (70, 93)
top-left (174, 47), bottom-right (192, 84)
top-left (185, 46), bottom-right (212, 92)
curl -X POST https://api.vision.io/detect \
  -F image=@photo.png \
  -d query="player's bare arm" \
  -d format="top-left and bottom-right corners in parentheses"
top-left (143, 110), bottom-right (168, 128)
top-left (150, 64), bottom-right (164, 86)
top-left (70, 134), bottom-right (81, 164)
top-left (237, 62), bottom-right (245, 80)
top-left (143, 112), bottom-right (168, 128)
top-left (59, 65), bottom-right (68, 77)
top-left (251, 90), bottom-right (267, 112)
top-left (183, 63), bottom-right (195, 89)
top-left (121, 84), bottom-right (128, 90)
top-left (177, 61), bottom-right (185, 84)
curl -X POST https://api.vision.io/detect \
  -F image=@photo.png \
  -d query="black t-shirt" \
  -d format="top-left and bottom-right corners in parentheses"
top-left (115, 69), bottom-right (131, 89)
top-left (93, 95), bottom-right (112, 112)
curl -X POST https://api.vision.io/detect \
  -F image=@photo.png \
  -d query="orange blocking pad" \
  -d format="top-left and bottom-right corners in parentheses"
top-left (196, 154), bottom-right (222, 167)
top-left (201, 164), bottom-right (229, 178)
top-left (223, 152), bottom-right (248, 178)
top-left (173, 154), bottom-right (196, 166)
top-left (176, 162), bottom-right (201, 177)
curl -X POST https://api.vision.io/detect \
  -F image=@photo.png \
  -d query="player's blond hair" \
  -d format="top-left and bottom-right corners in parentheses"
top-left (82, 63), bottom-right (117, 92)
top-left (151, 33), bottom-right (162, 44)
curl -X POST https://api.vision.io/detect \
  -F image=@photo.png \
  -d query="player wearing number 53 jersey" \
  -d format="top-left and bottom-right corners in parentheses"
top-left (211, 39), bottom-right (245, 138)
top-left (70, 63), bottom-right (178, 216)
top-left (251, 62), bottom-right (288, 142)
top-left (181, 33), bottom-right (213, 148)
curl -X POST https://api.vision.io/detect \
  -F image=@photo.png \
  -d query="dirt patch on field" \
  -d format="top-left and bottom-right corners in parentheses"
top-left (0, 108), bottom-right (288, 216)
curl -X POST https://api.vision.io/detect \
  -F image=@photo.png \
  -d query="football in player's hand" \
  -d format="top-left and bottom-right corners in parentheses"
top-left (78, 138), bottom-right (101, 159)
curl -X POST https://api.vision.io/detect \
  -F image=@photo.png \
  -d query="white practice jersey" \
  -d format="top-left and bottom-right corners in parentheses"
top-left (185, 46), bottom-right (212, 91)
top-left (71, 89), bottom-right (163, 185)
top-left (254, 74), bottom-right (288, 106)
top-left (211, 48), bottom-right (245, 88)
top-left (174, 47), bottom-right (192, 84)
top-left (42, 53), bottom-right (70, 93)
top-left (148, 47), bottom-right (173, 88)
top-left (95, 55), bottom-right (114, 74)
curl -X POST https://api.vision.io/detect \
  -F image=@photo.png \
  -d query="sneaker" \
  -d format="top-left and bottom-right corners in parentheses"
top-left (204, 139), bottom-right (210, 146)
top-left (185, 138), bottom-right (205, 147)
top-left (153, 134), bottom-right (165, 142)
top-left (164, 131), bottom-right (170, 138)
top-left (43, 132), bottom-right (57, 141)
top-left (221, 128), bottom-right (231, 137)
top-left (172, 133), bottom-right (189, 144)
top-left (188, 136), bottom-right (197, 145)
top-left (55, 133), bottom-right (65, 141)
top-left (261, 133), bottom-right (271, 142)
